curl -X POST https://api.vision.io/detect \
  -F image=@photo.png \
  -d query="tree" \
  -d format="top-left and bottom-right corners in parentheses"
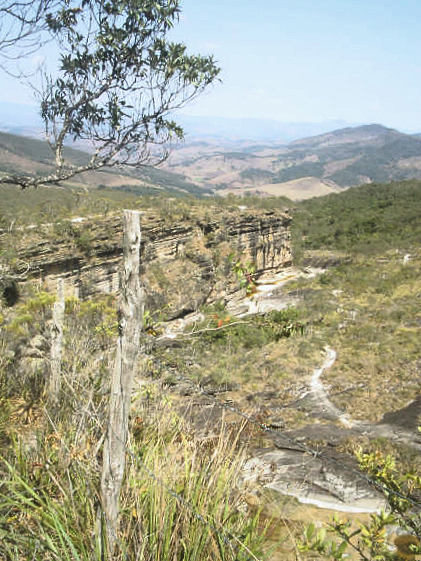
top-left (0, 0), bottom-right (57, 62)
top-left (0, 0), bottom-right (220, 188)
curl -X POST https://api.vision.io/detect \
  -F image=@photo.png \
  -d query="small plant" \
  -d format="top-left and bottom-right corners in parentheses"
top-left (300, 448), bottom-right (421, 560)
top-left (143, 309), bottom-right (163, 337)
top-left (52, 221), bottom-right (94, 255)
top-left (25, 291), bottom-right (56, 313)
top-left (229, 253), bottom-right (257, 296)
top-left (53, 219), bottom-right (75, 238)
top-left (74, 230), bottom-right (94, 255)
top-left (5, 290), bottom-right (55, 336)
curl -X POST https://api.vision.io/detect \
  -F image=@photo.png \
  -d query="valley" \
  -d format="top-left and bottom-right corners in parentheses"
top-left (1, 175), bottom-right (421, 559)
top-left (2, 120), bottom-right (421, 202)
top-left (0, 0), bottom-right (420, 554)
top-left (1, 114), bottom-right (421, 558)
top-left (163, 124), bottom-right (421, 199)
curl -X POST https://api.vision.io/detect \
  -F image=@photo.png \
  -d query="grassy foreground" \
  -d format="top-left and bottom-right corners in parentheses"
top-left (0, 285), bottom-right (270, 560)
top-left (1, 179), bottom-right (421, 559)
top-left (0, 413), bottom-right (266, 560)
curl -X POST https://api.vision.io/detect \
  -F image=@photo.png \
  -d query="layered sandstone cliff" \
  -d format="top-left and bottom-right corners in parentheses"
top-left (7, 207), bottom-right (292, 318)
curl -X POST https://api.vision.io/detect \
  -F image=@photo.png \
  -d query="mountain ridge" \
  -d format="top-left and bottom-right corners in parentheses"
top-left (2, 119), bottom-right (421, 200)
top-left (164, 123), bottom-right (421, 198)
top-left (291, 123), bottom-right (400, 147)
top-left (0, 129), bottom-right (209, 197)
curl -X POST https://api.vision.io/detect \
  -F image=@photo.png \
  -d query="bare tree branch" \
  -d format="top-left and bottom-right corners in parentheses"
top-left (0, 0), bottom-right (58, 73)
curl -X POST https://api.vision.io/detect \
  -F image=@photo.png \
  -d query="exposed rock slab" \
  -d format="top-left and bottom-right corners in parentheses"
top-left (242, 448), bottom-right (387, 513)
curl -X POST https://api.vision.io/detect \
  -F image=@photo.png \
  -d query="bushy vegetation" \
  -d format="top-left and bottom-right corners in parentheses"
top-left (292, 179), bottom-right (421, 256)
top-left (239, 168), bottom-right (274, 182)
top-left (274, 161), bottom-right (326, 183)
top-left (300, 449), bottom-right (421, 560)
top-left (0, 289), bottom-right (266, 560)
top-left (117, 165), bottom-right (212, 197)
top-left (189, 308), bottom-right (304, 349)
top-left (287, 179), bottom-right (421, 561)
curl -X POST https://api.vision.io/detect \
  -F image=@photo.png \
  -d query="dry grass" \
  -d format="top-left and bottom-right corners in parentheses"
top-left (223, 178), bottom-right (341, 201)
top-left (0, 286), bottom-right (271, 560)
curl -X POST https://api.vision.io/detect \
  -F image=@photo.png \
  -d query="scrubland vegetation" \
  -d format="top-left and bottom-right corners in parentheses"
top-left (293, 179), bottom-right (421, 256)
top-left (1, 179), bottom-right (421, 559)
top-left (0, 285), bottom-right (267, 559)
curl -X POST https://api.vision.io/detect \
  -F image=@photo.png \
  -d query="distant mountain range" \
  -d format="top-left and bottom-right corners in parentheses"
top-left (0, 101), bottom-right (358, 144)
top-left (0, 129), bottom-right (209, 197)
top-left (163, 124), bottom-right (421, 199)
top-left (1, 101), bottom-right (421, 200)
top-left (175, 115), bottom-right (356, 144)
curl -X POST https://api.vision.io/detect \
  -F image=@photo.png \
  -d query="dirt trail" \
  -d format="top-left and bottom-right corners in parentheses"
top-left (243, 347), bottom-right (421, 513)
top-left (309, 347), bottom-right (356, 429)
top-left (158, 267), bottom-right (421, 511)
top-left (308, 347), bottom-right (421, 452)
top-left (162, 268), bottom-right (421, 454)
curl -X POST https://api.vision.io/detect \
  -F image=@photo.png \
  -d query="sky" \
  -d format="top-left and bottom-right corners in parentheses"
top-left (169, 0), bottom-right (421, 132)
top-left (0, 0), bottom-right (420, 133)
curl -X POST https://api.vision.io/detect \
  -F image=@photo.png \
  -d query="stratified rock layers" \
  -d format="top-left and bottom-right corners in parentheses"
top-left (12, 208), bottom-right (292, 318)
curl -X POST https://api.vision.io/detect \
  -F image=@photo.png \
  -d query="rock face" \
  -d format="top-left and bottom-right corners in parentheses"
top-left (10, 208), bottom-right (292, 318)
top-left (242, 448), bottom-right (386, 513)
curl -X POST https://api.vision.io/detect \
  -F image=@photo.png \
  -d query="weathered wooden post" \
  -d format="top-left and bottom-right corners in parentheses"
top-left (100, 210), bottom-right (143, 552)
top-left (49, 277), bottom-right (65, 409)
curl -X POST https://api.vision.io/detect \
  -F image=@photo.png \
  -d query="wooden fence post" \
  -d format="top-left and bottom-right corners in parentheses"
top-left (49, 277), bottom-right (65, 409)
top-left (100, 210), bottom-right (143, 552)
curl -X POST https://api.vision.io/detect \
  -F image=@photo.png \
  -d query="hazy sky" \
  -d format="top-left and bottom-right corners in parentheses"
top-left (169, 0), bottom-right (421, 132)
top-left (0, 0), bottom-right (420, 132)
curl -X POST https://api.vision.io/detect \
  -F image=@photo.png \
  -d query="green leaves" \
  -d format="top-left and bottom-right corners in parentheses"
top-left (299, 522), bottom-right (349, 560)
top-left (301, 450), bottom-right (421, 561)
top-left (18, 0), bottom-right (220, 187)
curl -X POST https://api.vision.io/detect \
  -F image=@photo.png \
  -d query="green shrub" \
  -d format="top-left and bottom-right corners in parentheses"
top-left (300, 449), bottom-right (421, 561)
top-left (191, 307), bottom-right (304, 350)
top-left (292, 179), bottom-right (421, 256)
top-left (25, 291), bottom-right (56, 313)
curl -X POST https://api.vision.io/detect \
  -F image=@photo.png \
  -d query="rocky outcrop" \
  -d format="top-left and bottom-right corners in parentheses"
top-left (7, 208), bottom-right (291, 318)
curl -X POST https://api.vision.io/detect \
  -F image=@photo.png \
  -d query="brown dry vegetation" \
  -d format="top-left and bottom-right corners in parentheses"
top-left (1, 180), bottom-right (421, 560)
top-left (223, 177), bottom-right (341, 200)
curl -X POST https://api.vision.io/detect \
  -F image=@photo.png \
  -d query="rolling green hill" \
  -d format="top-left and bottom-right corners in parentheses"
top-left (0, 130), bottom-right (209, 197)
top-left (292, 178), bottom-right (421, 255)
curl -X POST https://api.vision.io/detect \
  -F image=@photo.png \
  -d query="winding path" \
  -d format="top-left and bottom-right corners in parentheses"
top-left (308, 347), bottom-right (421, 452)
top-left (158, 268), bottom-right (421, 512)
top-left (163, 268), bottom-right (421, 454)
top-left (310, 346), bottom-right (358, 429)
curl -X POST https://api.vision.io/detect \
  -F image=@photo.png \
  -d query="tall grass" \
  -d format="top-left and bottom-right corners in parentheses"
top-left (0, 284), bottom-right (266, 560)
top-left (0, 407), bottom-right (266, 560)
top-left (122, 421), bottom-right (264, 561)
top-left (0, 458), bottom-right (99, 560)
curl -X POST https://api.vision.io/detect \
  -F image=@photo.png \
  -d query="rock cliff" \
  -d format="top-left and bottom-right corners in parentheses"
top-left (7, 207), bottom-right (292, 318)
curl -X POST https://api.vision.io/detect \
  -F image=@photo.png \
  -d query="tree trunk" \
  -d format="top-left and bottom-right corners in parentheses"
top-left (100, 210), bottom-right (143, 553)
top-left (49, 277), bottom-right (65, 409)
